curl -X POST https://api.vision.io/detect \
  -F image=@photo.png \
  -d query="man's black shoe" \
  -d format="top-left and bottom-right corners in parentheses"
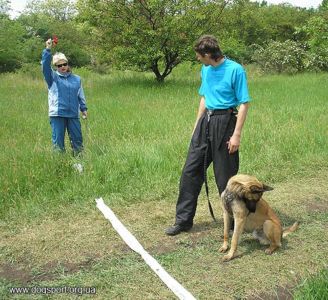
top-left (165, 224), bottom-right (192, 236)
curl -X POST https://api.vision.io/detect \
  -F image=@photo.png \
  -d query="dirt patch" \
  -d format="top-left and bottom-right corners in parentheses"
top-left (248, 284), bottom-right (295, 300)
top-left (0, 210), bottom-right (126, 267)
top-left (306, 197), bottom-right (328, 213)
top-left (0, 264), bottom-right (31, 284)
top-left (0, 258), bottom-right (96, 284)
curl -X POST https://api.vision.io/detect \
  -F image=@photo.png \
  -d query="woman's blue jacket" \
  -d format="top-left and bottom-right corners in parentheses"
top-left (41, 49), bottom-right (87, 118)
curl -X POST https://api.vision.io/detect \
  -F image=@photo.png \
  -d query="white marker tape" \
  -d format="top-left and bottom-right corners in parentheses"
top-left (96, 198), bottom-right (196, 300)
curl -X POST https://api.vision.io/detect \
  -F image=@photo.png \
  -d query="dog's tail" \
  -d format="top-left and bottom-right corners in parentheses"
top-left (282, 222), bottom-right (299, 238)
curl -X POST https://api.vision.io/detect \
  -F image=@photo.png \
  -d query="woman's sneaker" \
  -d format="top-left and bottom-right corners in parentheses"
top-left (73, 163), bottom-right (83, 173)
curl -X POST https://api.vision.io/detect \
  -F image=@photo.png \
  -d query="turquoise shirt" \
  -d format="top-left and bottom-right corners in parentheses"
top-left (198, 58), bottom-right (250, 109)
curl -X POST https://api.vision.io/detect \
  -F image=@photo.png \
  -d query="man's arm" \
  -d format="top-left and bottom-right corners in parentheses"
top-left (227, 102), bottom-right (249, 154)
top-left (192, 97), bottom-right (206, 134)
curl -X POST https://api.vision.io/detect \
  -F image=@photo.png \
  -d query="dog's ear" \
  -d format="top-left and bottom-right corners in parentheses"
top-left (250, 184), bottom-right (273, 194)
top-left (263, 184), bottom-right (274, 192)
top-left (250, 185), bottom-right (264, 194)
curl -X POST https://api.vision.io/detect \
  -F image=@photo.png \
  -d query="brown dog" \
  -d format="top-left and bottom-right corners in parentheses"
top-left (219, 174), bottom-right (299, 262)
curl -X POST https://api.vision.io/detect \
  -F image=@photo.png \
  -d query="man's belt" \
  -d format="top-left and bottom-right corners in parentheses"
top-left (206, 108), bottom-right (237, 116)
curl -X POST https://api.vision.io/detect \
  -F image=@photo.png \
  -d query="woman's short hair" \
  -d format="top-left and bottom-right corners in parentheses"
top-left (194, 35), bottom-right (223, 60)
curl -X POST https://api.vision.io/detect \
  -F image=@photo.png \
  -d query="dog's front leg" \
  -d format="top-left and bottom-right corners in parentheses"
top-left (222, 216), bottom-right (246, 262)
top-left (219, 210), bottom-right (230, 253)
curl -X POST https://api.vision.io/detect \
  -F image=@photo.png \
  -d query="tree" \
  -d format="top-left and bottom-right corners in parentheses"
top-left (77, 0), bottom-right (229, 82)
top-left (297, 16), bottom-right (328, 71)
top-left (319, 0), bottom-right (328, 11)
top-left (0, 17), bottom-right (25, 72)
top-left (24, 0), bottom-right (77, 21)
top-left (18, 0), bottom-right (90, 67)
top-left (0, 0), bottom-right (10, 16)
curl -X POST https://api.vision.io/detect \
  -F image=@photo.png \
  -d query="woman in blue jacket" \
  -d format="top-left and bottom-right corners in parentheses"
top-left (42, 39), bottom-right (87, 156)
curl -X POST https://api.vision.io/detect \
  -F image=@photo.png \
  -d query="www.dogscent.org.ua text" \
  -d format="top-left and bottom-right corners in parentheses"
top-left (9, 286), bottom-right (96, 295)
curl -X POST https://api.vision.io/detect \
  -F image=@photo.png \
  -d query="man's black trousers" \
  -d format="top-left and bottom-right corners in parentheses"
top-left (175, 110), bottom-right (239, 227)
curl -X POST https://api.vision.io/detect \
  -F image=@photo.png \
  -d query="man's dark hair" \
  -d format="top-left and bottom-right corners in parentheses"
top-left (194, 35), bottom-right (223, 61)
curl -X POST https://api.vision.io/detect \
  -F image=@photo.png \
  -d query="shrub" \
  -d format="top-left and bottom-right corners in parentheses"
top-left (0, 17), bottom-right (25, 72)
top-left (252, 40), bottom-right (308, 74)
top-left (221, 36), bottom-right (251, 64)
top-left (296, 16), bottom-right (328, 71)
top-left (16, 62), bottom-right (42, 80)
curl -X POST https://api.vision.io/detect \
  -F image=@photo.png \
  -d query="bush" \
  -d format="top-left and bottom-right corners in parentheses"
top-left (306, 51), bottom-right (328, 72)
top-left (0, 17), bottom-right (25, 72)
top-left (252, 40), bottom-right (308, 74)
top-left (221, 36), bottom-right (251, 64)
top-left (53, 40), bottom-right (90, 67)
top-left (296, 16), bottom-right (328, 71)
top-left (16, 63), bottom-right (43, 80)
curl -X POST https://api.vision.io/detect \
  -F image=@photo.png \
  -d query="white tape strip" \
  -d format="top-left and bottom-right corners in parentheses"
top-left (96, 198), bottom-right (196, 300)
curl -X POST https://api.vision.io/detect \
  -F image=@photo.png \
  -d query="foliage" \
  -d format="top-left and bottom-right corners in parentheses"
top-left (220, 1), bottom-right (312, 47)
top-left (252, 40), bottom-right (309, 74)
top-left (17, 1), bottom-right (91, 67)
top-left (21, 35), bottom-right (44, 64)
top-left (0, 16), bottom-right (25, 72)
top-left (296, 16), bottom-right (328, 71)
top-left (0, 0), bottom-right (10, 16)
top-left (319, 0), bottom-right (328, 11)
top-left (220, 35), bottom-right (250, 63)
top-left (16, 62), bottom-right (43, 80)
top-left (77, 0), bottom-right (229, 82)
top-left (0, 0), bottom-right (325, 75)
top-left (24, 0), bottom-right (77, 21)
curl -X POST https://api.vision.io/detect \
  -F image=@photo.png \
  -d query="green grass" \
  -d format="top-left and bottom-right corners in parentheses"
top-left (0, 65), bottom-right (327, 221)
top-left (0, 65), bottom-right (327, 299)
top-left (293, 268), bottom-right (328, 300)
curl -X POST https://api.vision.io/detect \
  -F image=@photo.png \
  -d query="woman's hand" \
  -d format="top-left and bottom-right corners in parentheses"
top-left (82, 111), bottom-right (88, 119)
top-left (45, 39), bottom-right (52, 49)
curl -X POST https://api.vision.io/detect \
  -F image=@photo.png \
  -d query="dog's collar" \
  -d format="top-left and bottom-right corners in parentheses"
top-left (223, 191), bottom-right (259, 215)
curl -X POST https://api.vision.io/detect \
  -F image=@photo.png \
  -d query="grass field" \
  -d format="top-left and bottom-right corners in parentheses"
top-left (0, 64), bottom-right (327, 299)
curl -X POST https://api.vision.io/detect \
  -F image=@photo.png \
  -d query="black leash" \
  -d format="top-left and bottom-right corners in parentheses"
top-left (203, 108), bottom-right (237, 222)
top-left (204, 110), bottom-right (217, 222)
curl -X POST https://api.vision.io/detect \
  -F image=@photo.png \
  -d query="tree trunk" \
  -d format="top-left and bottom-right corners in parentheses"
top-left (151, 55), bottom-right (180, 83)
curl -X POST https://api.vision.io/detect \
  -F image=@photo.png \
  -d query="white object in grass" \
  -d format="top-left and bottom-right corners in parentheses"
top-left (96, 197), bottom-right (196, 300)
top-left (73, 163), bottom-right (83, 173)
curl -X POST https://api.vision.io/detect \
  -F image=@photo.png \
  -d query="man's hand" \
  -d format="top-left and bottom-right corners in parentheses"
top-left (227, 133), bottom-right (240, 154)
top-left (227, 102), bottom-right (249, 154)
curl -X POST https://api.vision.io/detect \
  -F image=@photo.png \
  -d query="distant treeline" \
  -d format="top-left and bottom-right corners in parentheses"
top-left (1, 0), bottom-right (327, 80)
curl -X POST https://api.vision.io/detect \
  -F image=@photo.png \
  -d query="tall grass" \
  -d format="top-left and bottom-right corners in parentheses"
top-left (0, 64), bottom-right (327, 221)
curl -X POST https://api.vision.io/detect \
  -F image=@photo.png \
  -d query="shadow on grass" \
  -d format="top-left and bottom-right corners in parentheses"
top-left (190, 220), bottom-right (220, 234)
top-left (275, 209), bottom-right (300, 226)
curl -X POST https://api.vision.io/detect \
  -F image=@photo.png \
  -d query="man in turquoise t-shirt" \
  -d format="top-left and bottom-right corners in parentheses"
top-left (166, 35), bottom-right (250, 236)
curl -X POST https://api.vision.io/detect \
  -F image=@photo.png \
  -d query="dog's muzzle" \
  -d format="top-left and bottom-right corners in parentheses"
top-left (243, 198), bottom-right (259, 213)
